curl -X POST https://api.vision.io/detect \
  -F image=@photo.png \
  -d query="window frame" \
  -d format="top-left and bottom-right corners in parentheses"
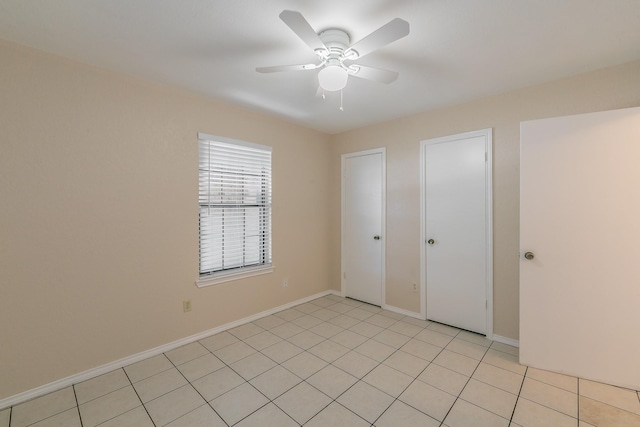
top-left (196, 133), bottom-right (273, 288)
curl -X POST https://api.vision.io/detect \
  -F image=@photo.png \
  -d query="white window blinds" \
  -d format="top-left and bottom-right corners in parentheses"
top-left (198, 134), bottom-right (272, 277)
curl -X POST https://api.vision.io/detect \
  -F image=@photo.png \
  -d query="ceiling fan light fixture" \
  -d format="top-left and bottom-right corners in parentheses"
top-left (318, 65), bottom-right (348, 91)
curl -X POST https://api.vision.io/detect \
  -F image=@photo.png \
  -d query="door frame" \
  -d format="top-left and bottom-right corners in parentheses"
top-left (419, 129), bottom-right (493, 337)
top-left (341, 148), bottom-right (386, 306)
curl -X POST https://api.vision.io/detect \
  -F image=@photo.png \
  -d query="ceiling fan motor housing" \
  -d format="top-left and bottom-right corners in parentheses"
top-left (317, 29), bottom-right (357, 60)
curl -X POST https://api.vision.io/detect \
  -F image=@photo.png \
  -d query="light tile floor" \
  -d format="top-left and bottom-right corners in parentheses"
top-left (4, 295), bottom-right (640, 426)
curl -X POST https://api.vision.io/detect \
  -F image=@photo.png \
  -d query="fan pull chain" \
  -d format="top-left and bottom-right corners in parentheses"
top-left (340, 89), bottom-right (344, 111)
top-left (322, 89), bottom-right (326, 100)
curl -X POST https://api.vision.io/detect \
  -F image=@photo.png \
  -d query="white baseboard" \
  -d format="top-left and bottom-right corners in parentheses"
top-left (382, 304), bottom-right (425, 320)
top-left (491, 334), bottom-right (520, 348)
top-left (0, 290), bottom-right (334, 410)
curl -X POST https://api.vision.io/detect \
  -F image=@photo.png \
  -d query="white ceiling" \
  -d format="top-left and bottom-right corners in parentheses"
top-left (1, 0), bottom-right (639, 134)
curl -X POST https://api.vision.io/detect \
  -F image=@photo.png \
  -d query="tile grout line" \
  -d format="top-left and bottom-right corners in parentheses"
top-left (436, 331), bottom-right (493, 426)
top-left (236, 306), bottom-right (367, 426)
top-left (71, 384), bottom-right (84, 427)
top-left (274, 341), bottom-right (360, 424)
top-left (12, 389), bottom-right (81, 427)
top-left (575, 378), bottom-right (640, 417)
top-left (121, 367), bottom-right (157, 427)
top-left (68, 369), bottom-right (148, 427)
top-left (298, 300), bottom-right (429, 426)
top-left (508, 365), bottom-right (528, 424)
top-left (519, 375), bottom-right (584, 423)
top-left (369, 325), bottom-right (459, 427)
top-left (179, 309), bottom-right (339, 426)
top-left (318, 300), bottom-right (510, 426)
top-left (269, 379), bottom-right (331, 426)
top-left (317, 317), bottom-right (417, 426)
top-left (288, 309), bottom-right (372, 427)
top-left (214, 347), bottom-right (291, 426)
top-left (162, 350), bottom-right (233, 426)
top-left (577, 376), bottom-right (580, 426)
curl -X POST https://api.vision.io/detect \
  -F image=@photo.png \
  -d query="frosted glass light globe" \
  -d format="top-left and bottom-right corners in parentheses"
top-left (318, 65), bottom-right (348, 91)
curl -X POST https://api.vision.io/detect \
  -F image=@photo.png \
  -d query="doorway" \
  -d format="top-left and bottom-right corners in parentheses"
top-left (420, 129), bottom-right (493, 335)
top-left (341, 148), bottom-right (386, 306)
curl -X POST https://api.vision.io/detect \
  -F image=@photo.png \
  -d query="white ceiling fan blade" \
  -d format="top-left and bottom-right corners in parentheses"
top-left (279, 10), bottom-right (326, 52)
top-left (256, 64), bottom-right (319, 73)
top-left (349, 65), bottom-right (399, 84)
top-left (346, 18), bottom-right (409, 58)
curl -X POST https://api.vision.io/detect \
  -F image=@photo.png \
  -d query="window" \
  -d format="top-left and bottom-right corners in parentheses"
top-left (197, 133), bottom-right (272, 286)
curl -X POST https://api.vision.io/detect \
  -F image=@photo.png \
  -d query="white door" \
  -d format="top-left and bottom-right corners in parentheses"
top-left (422, 129), bottom-right (492, 334)
top-left (342, 149), bottom-right (385, 306)
top-left (520, 107), bottom-right (640, 390)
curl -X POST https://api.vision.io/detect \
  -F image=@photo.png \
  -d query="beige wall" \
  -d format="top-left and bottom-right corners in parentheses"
top-left (329, 60), bottom-right (640, 339)
top-left (2, 36), bottom-right (640, 402)
top-left (0, 41), bottom-right (332, 400)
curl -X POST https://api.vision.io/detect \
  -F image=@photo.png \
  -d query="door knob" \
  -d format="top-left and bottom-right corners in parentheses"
top-left (524, 252), bottom-right (535, 260)
top-left (427, 239), bottom-right (435, 245)
top-left (373, 235), bottom-right (381, 240)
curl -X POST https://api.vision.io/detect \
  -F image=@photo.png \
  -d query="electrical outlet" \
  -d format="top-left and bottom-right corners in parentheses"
top-left (412, 283), bottom-right (418, 293)
top-left (183, 300), bottom-right (192, 312)
top-left (282, 278), bottom-right (288, 288)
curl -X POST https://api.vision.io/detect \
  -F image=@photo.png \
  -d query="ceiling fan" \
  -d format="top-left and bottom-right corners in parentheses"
top-left (257, 10), bottom-right (410, 94)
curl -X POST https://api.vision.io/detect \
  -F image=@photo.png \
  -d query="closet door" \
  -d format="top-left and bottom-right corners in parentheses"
top-left (342, 149), bottom-right (385, 306)
top-left (423, 129), bottom-right (492, 334)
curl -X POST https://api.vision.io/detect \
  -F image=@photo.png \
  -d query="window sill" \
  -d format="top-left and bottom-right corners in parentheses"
top-left (196, 265), bottom-right (274, 288)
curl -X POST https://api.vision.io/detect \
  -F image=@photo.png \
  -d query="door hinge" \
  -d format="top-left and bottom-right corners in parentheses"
top-left (485, 152), bottom-right (488, 162)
